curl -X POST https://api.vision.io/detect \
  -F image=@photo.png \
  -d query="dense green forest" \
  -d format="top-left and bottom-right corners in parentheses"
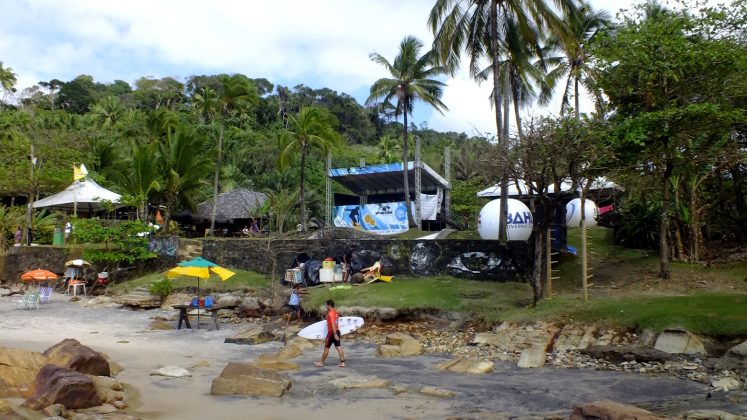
top-left (1, 0), bottom-right (745, 302)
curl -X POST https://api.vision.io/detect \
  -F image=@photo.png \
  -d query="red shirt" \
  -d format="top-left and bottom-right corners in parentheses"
top-left (326, 308), bottom-right (339, 333)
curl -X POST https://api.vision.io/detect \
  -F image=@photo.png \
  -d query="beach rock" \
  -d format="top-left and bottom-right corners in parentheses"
top-left (224, 327), bottom-right (277, 345)
top-left (86, 375), bottom-right (125, 405)
top-left (237, 307), bottom-right (262, 318)
top-left (582, 345), bottom-right (673, 363)
top-left (192, 360), bottom-right (210, 368)
top-left (654, 329), bottom-right (706, 355)
top-left (216, 293), bottom-right (242, 307)
top-left (210, 363), bottom-right (291, 397)
top-left (25, 364), bottom-right (102, 410)
top-left (286, 337), bottom-right (313, 351)
top-left (680, 409), bottom-right (746, 420)
top-left (254, 360), bottom-right (299, 371)
top-left (435, 357), bottom-right (494, 374)
top-left (99, 352), bottom-right (123, 376)
top-left (331, 375), bottom-right (390, 390)
top-left (419, 386), bottom-right (455, 398)
top-left (43, 339), bottom-right (111, 376)
top-left (0, 346), bottom-right (47, 397)
top-left (0, 399), bottom-right (16, 416)
top-left (0, 287), bottom-right (11, 297)
top-left (470, 322), bottom-right (560, 352)
top-left (241, 296), bottom-right (261, 310)
top-left (727, 340), bottom-right (747, 359)
top-left (711, 377), bottom-right (741, 391)
top-left (83, 296), bottom-right (119, 308)
top-left (570, 400), bottom-right (661, 420)
top-left (149, 320), bottom-right (173, 330)
top-left (517, 347), bottom-right (546, 368)
top-left (114, 288), bottom-right (162, 309)
top-left (43, 403), bottom-right (67, 417)
top-left (150, 366), bottom-right (191, 378)
top-left (376, 332), bottom-right (422, 357)
top-left (159, 293), bottom-right (191, 310)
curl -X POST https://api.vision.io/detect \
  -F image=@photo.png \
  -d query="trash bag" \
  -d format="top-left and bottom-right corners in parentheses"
top-left (303, 259), bottom-right (323, 286)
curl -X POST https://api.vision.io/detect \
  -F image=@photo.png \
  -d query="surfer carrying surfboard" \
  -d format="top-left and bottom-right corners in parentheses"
top-left (315, 300), bottom-right (345, 368)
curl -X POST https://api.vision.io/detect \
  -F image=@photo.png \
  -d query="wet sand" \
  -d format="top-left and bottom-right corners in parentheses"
top-left (0, 295), bottom-right (722, 419)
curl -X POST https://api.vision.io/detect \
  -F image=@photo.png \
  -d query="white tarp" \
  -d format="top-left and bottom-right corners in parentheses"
top-left (420, 189), bottom-right (443, 221)
top-left (33, 178), bottom-right (121, 210)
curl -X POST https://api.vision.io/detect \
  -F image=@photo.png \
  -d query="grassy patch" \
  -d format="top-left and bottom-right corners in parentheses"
top-left (108, 269), bottom-right (270, 294)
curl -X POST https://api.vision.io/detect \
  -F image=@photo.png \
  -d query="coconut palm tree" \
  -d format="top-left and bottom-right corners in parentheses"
top-left (158, 125), bottom-right (212, 227)
top-left (90, 96), bottom-right (126, 128)
top-left (108, 141), bottom-right (162, 221)
top-left (544, 3), bottom-right (610, 119)
top-left (279, 107), bottom-right (339, 232)
top-left (193, 75), bottom-right (258, 236)
top-left (0, 61), bottom-right (17, 95)
top-left (376, 135), bottom-right (401, 163)
top-left (429, 0), bottom-right (578, 242)
top-left (366, 35), bottom-right (448, 228)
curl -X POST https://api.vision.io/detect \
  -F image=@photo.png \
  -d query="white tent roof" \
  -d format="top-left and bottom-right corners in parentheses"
top-left (33, 178), bottom-right (121, 210)
top-left (477, 177), bottom-right (621, 198)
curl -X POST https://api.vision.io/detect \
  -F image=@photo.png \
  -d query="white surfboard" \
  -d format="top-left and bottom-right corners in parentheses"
top-left (297, 316), bottom-right (364, 340)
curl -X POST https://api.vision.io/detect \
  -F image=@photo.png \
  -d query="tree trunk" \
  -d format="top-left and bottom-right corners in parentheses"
top-left (689, 179), bottom-right (700, 262)
top-left (299, 143), bottom-right (307, 232)
top-left (209, 123), bottom-right (224, 236)
top-left (574, 77), bottom-right (581, 121)
top-left (531, 228), bottom-right (545, 306)
top-left (659, 160), bottom-right (673, 279)
top-left (580, 184), bottom-right (590, 301)
top-left (512, 84), bottom-right (523, 140)
top-left (23, 143), bottom-right (35, 246)
top-left (402, 111), bottom-right (416, 228)
top-left (490, 0), bottom-right (508, 244)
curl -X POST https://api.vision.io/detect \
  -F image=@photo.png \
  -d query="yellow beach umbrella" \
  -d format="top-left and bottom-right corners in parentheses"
top-left (167, 257), bottom-right (235, 329)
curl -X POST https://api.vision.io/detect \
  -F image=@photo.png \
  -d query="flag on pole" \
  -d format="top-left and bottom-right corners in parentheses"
top-left (73, 164), bottom-right (88, 181)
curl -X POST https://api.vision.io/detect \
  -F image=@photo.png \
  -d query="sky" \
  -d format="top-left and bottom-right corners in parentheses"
top-left (0, 0), bottom-right (639, 137)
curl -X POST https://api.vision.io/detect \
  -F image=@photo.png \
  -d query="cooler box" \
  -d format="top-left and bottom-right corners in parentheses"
top-left (285, 269), bottom-right (294, 283)
top-left (292, 268), bottom-right (303, 284)
top-left (334, 270), bottom-right (343, 282)
top-left (319, 268), bottom-right (335, 283)
top-left (322, 260), bottom-right (335, 269)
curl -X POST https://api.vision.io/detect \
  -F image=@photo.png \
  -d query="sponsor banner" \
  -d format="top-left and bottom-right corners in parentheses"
top-left (333, 202), bottom-right (410, 235)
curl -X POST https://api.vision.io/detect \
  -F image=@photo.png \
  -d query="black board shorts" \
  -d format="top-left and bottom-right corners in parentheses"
top-left (325, 330), bottom-right (341, 348)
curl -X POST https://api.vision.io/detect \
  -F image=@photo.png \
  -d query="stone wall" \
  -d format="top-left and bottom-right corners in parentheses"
top-left (0, 246), bottom-right (70, 284)
top-left (203, 238), bottom-right (533, 281)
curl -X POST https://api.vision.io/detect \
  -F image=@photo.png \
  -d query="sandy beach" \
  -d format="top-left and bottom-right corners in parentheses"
top-left (0, 295), bottom-right (736, 420)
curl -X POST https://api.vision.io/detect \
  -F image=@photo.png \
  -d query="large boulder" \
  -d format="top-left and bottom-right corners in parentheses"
top-left (470, 322), bottom-right (561, 352)
top-left (86, 375), bottom-right (125, 407)
top-left (43, 339), bottom-right (111, 376)
top-left (582, 345), bottom-right (673, 363)
top-left (654, 329), bottom-right (706, 355)
top-left (517, 347), bottom-right (546, 368)
top-left (376, 332), bottom-right (422, 358)
top-left (0, 347), bottom-right (48, 397)
top-left (210, 363), bottom-right (291, 397)
top-left (24, 364), bottom-right (102, 410)
top-left (114, 288), bottom-right (162, 309)
top-left (727, 340), bottom-right (747, 359)
top-left (570, 400), bottom-right (661, 420)
top-left (224, 327), bottom-right (277, 345)
top-left (435, 357), bottom-right (494, 374)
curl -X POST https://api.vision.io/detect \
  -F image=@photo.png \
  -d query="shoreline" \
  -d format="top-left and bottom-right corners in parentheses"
top-left (1, 297), bottom-right (745, 419)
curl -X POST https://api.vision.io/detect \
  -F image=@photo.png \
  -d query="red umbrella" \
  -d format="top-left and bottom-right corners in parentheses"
top-left (21, 269), bottom-right (59, 283)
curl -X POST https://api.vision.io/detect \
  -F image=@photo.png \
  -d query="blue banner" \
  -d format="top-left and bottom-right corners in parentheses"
top-left (333, 202), bottom-right (410, 235)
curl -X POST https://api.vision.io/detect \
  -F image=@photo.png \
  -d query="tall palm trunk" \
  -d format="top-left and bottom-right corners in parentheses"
top-left (299, 143), bottom-right (307, 232)
top-left (490, 0), bottom-right (508, 244)
top-left (209, 123), bottom-right (224, 236)
top-left (402, 111), bottom-right (416, 228)
top-left (574, 76), bottom-right (581, 120)
top-left (659, 159), bottom-right (673, 279)
top-left (512, 82), bottom-right (524, 141)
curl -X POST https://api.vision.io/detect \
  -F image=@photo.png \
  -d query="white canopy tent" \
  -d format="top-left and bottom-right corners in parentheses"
top-left (477, 177), bottom-right (621, 198)
top-left (33, 177), bottom-right (121, 214)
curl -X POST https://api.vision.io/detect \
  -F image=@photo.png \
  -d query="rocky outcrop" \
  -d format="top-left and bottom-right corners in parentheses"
top-left (434, 357), bottom-right (494, 374)
top-left (87, 375), bottom-right (125, 408)
top-left (330, 375), bottom-right (390, 390)
top-left (224, 327), bottom-right (277, 345)
top-left (210, 363), bottom-right (291, 397)
top-left (582, 345), bottom-right (673, 363)
top-left (43, 339), bottom-right (111, 377)
top-left (25, 364), bottom-right (102, 410)
top-left (150, 366), bottom-right (191, 378)
top-left (471, 322), bottom-right (631, 354)
top-left (570, 400), bottom-right (661, 420)
top-left (680, 409), bottom-right (747, 420)
top-left (419, 386), bottom-right (455, 398)
top-left (0, 347), bottom-right (48, 397)
top-left (517, 347), bottom-right (547, 368)
top-left (654, 329), bottom-right (706, 355)
top-left (114, 288), bottom-right (162, 309)
top-left (377, 332), bottom-right (422, 357)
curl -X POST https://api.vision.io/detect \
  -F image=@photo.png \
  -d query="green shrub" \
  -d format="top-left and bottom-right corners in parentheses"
top-left (149, 278), bottom-right (172, 297)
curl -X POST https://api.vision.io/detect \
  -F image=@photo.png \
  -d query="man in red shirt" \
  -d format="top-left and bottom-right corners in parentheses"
top-left (315, 299), bottom-right (345, 367)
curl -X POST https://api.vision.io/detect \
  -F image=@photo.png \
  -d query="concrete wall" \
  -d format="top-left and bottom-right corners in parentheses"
top-left (203, 238), bottom-right (533, 281)
top-left (0, 246), bottom-right (71, 284)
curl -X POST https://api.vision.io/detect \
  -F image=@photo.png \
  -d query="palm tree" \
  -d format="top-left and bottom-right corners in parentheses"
top-left (158, 125), bottom-right (212, 227)
top-left (376, 135), bottom-right (401, 163)
top-left (366, 35), bottom-right (448, 228)
top-left (279, 107), bottom-right (339, 232)
top-left (193, 75), bottom-right (258, 236)
top-left (429, 0), bottom-right (578, 242)
top-left (90, 96), bottom-right (126, 128)
top-left (108, 141), bottom-right (162, 221)
top-left (544, 3), bottom-right (610, 119)
top-left (0, 62), bottom-right (17, 105)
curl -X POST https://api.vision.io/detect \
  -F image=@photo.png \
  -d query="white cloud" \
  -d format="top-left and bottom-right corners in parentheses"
top-left (0, 0), bottom-right (645, 134)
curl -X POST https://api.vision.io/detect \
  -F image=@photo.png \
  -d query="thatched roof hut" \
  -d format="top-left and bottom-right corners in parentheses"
top-left (191, 188), bottom-right (267, 222)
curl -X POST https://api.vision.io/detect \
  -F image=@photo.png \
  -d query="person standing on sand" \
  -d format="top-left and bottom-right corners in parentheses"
top-left (315, 299), bottom-right (345, 368)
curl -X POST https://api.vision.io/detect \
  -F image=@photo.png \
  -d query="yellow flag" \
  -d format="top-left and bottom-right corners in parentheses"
top-left (73, 164), bottom-right (88, 181)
